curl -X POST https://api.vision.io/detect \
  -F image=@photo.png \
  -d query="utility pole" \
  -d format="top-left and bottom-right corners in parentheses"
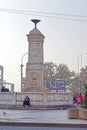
top-left (20, 52), bottom-right (28, 91)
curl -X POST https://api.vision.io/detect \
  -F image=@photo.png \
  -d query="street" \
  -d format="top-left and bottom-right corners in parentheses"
top-left (0, 109), bottom-right (86, 129)
top-left (0, 126), bottom-right (86, 130)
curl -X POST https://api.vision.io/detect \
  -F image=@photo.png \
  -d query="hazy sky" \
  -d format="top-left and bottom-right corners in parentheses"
top-left (0, 0), bottom-right (87, 91)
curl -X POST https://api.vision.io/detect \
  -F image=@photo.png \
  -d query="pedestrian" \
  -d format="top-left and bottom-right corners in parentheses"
top-left (72, 95), bottom-right (77, 105)
top-left (1, 86), bottom-right (5, 92)
top-left (79, 92), bottom-right (83, 105)
top-left (77, 92), bottom-right (83, 106)
top-left (77, 95), bottom-right (81, 105)
top-left (23, 96), bottom-right (30, 109)
top-left (1, 86), bottom-right (9, 92)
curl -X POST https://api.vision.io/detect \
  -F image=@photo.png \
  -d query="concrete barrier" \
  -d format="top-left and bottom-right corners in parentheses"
top-left (0, 92), bottom-right (72, 109)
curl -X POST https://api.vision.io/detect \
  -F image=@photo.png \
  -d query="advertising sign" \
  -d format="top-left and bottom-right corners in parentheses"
top-left (50, 80), bottom-right (65, 91)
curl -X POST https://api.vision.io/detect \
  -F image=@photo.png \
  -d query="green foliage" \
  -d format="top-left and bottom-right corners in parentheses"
top-left (45, 62), bottom-right (57, 87)
top-left (45, 62), bottom-right (57, 81)
top-left (45, 62), bottom-right (76, 88)
top-left (84, 86), bottom-right (87, 108)
top-left (45, 62), bottom-right (87, 92)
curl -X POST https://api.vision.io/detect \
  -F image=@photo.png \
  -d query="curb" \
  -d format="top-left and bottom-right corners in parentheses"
top-left (0, 122), bottom-right (87, 128)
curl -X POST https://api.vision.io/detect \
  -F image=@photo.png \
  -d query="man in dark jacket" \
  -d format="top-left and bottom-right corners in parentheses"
top-left (23, 96), bottom-right (30, 108)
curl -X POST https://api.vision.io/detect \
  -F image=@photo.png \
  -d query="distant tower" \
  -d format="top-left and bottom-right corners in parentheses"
top-left (22, 19), bottom-right (47, 92)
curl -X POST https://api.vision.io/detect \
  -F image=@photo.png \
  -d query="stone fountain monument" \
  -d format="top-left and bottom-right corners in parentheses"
top-left (22, 19), bottom-right (47, 92)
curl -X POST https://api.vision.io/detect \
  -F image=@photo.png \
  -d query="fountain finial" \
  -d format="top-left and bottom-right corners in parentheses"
top-left (31, 19), bottom-right (40, 28)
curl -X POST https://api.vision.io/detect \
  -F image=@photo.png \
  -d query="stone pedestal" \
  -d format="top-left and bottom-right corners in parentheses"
top-left (67, 108), bottom-right (78, 119)
top-left (82, 109), bottom-right (87, 120)
top-left (67, 108), bottom-right (87, 120)
top-left (78, 108), bottom-right (83, 119)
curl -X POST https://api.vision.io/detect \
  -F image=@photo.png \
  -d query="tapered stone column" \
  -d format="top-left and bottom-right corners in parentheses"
top-left (22, 19), bottom-right (47, 92)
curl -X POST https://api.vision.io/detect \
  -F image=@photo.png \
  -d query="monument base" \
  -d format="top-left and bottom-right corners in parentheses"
top-left (22, 86), bottom-right (48, 92)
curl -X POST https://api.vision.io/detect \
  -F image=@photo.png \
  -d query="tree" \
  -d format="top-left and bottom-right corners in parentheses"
top-left (68, 75), bottom-right (81, 92)
top-left (45, 62), bottom-right (75, 89)
top-left (84, 85), bottom-right (87, 108)
top-left (45, 62), bottom-right (57, 87)
top-left (56, 64), bottom-right (75, 85)
top-left (80, 66), bottom-right (87, 85)
top-left (68, 66), bottom-right (87, 92)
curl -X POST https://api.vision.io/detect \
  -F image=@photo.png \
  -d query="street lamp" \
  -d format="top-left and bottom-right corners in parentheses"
top-left (20, 52), bottom-right (28, 91)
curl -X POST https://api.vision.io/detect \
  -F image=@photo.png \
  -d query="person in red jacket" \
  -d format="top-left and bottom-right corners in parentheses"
top-left (77, 92), bottom-right (83, 105)
top-left (79, 92), bottom-right (83, 105)
top-left (77, 95), bottom-right (81, 105)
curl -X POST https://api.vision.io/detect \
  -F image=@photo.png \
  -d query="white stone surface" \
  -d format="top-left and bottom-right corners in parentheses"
top-left (0, 92), bottom-right (72, 108)
top-left (25, 26), bottom-right (45, 91)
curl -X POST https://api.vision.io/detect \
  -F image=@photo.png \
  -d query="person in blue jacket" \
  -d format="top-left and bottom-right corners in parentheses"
top-left (1, 86), bottom-right (5, 92)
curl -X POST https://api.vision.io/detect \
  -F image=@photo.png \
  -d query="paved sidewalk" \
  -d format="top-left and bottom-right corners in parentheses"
top-left (0, 109), bottom-right (87, 127)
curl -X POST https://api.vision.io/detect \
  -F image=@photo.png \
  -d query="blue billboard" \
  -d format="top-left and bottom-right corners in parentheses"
top-left (50, 80), bottom-right (66, 90)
